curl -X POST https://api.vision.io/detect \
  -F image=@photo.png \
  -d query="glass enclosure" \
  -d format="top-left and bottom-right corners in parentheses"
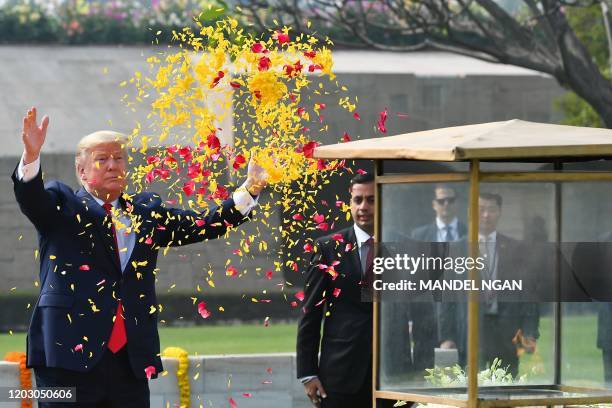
top-left (374, 160), bottom-right (612, 406)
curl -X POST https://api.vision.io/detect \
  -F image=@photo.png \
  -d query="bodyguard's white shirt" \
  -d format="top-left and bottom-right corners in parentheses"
top-left (18, 154), bottom-right (258, 272)
top-left (436, 217), bottom-right (459, 242)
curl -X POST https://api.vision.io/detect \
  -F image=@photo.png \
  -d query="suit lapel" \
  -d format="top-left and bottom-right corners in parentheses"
top-left (344, 227), bottom-right (364, 283)
top-left (76, 188), bottom-right (122, 277)
top-left (120, 195), bottom-right (149, 277)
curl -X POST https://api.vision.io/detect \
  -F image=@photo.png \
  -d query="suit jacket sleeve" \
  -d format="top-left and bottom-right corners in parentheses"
top-left (12, 164), bottom-right (62, 232)
top-left (154, 196), bottom-right (248, 248)
top-left (296, 240), bottom-right (328, 378)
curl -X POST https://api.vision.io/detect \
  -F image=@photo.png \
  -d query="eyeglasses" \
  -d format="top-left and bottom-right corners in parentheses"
top-left (434, 197), bottom-right (456, 205)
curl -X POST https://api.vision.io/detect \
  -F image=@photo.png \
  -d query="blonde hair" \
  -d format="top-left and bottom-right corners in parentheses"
top-left (75, 130), bottom-right (128, 186)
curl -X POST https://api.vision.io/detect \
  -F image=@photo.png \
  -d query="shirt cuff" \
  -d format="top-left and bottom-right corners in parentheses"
top-left (299, 375), bottom-right (318, 384)
top-left (17, 153), bottom-right (40, 182)
top-left (232, 182), bottom-right (259, 216)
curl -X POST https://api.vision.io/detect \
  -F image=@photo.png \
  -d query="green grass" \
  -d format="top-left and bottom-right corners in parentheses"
top-left (0, 315), bottom-right (606, 386)
top-left (0, 323), bottom-right (298, 358)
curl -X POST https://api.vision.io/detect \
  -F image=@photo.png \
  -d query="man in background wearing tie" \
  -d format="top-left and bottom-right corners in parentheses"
top-left (13, 107), bottom-right (266, 406)
top-left (297, 173), bottom-right (374, 407)
top-left (440, 193), bottom-right (539, 376)
top-left (410, 184), bottom-right (467, 371)
top-left (411, 184), bottom-right (467, 242)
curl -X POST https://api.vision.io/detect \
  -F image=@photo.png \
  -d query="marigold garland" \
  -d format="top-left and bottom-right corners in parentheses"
top-left (162, 347), bottom-right (190, 407)
top-left (3, 352), bottom-right (32, 408)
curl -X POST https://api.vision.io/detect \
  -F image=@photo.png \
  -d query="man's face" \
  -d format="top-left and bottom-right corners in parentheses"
top-left (350, 182), bottom-right (375, 234)
top-left (432, 187), bottom-right (457, 222)
top-left (78, 142), bottom-right (127, 202)
top-left (479, 197), bottom-right (501, 235)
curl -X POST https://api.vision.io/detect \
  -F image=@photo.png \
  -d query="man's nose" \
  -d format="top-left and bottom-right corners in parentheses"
top-left (107, 157), bottom-right (119, 169)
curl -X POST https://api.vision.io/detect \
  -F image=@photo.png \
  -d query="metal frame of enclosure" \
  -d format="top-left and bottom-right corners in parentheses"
top-left (314, 119), bottom-right (612, 407)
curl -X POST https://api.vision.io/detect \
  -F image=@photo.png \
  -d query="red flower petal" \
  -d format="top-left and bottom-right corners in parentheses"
top-left (292, 214), bottom-right (304, 221)
top-left (377, 107), bottom-right (388, 133)
top-left (207, 134), bottom-right (220, 151)
top-left (265, 270), bottom-right (273, 280)
top-left (258, 56), bottom-right (271, 71)
top-left (79, 265), bottom-right (90, 271)
top-left (332, 234), bottom-right (344, 242)
top-left (145, 237), bottom-right (153, 245)
top-left (183, 181), bottom-right (195, 197)
top-left (251, 42), bottom-right (265, 53)
top-left (333, 288), bottom-right (341, 298)
top-left (230, 82), bottom-right (241, 88)
top-left (316, 222), bottom-right (329, 231)
top-left (226, 266), bottom-right (238, 277)
top-left (357, 169), bottom-right (367, 175)
top-left (232, 154), bottom-right (246, 170)
top-left (313, 213), bottom-right (325, 224)
top-left (144, 365), bottom-right (156, 380)
top-left (353, 112), bottom-right (361, 120)
top-left (210, 70), bottom-right (225, 88)
top-left (304, 50), bottom-right (317, 58)
top-left (295, 291), bottom-right (305, 301)
top-left (303, 243), bottom-right (313, 252)
top-left (229, 397), bottom-right (238, 408)
top-left (342, 132), bottom-right (351, 142)
top-left (302, 141), bottom-right (319, 158)
top-left (275, 31), bottom-right (290, 44)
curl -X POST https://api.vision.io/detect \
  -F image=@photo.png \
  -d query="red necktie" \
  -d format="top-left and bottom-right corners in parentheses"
top-left (103, 203), bottom-right (127, 353)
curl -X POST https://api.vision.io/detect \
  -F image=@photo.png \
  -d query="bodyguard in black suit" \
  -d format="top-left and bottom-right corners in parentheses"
top-left (13, 107), bottom-right (267, 406)
top-left (410, 185), bottom-right (467, 242)
top-left (408, 185), bottom-right (466, 372)
top-left (439, 193), bottom-right (539, 377)
top-left (297, 173), bottom-right (374, 408)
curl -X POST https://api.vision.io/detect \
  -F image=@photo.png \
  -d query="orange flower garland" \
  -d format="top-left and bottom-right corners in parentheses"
top-left (3, 352), bottom-right (32, 408)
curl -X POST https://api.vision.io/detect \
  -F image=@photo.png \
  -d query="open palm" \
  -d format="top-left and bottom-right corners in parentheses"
top-left (22, 107), bottom-right (49, 161)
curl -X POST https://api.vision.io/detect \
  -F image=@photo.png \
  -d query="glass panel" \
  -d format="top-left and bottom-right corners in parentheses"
top-left (476, 182), bottom-right (556, 386)
top-left (379, 182), bottom-right (469, 390)
top-left (378, 181), bottom-right (558, 393)
top-left (561, 181), bottom-right (612, 388)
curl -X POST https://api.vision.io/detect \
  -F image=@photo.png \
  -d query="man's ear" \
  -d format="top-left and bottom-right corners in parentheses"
top-left (76, 161), bottom-right (85, 181)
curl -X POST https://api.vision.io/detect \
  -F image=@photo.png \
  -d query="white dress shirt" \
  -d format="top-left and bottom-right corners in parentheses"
top-left (436, 217), bottom-right (459, 242)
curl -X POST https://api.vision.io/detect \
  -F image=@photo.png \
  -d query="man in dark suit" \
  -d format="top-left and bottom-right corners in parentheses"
top-left (408, 184), bottom-right (466, 372)
top-left (440, 193), bottom-right (539, 377)
top-left (297, 173), bottom-right (374, 408)
top-left (411, 184), bottom-right (467, 242)
top-left (13, 107), bottom-right (266, 406)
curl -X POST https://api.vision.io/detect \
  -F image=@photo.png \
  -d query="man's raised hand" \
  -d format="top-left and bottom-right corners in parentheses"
top-left (22, 107), bottom-right (49, 164)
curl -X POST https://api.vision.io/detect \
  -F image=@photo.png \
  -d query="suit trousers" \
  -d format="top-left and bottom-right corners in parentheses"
top-left (321, 364), bottom-right (372, 408)
top-left (33, 348), bottom-right (149, 407)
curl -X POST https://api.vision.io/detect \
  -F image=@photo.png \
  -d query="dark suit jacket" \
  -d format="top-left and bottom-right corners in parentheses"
top-left (13, 167), bottom-right (246, 379)
top-left (440, 233), bottom-right (540, 366)
top-left (296, 226), bottom-right (372, 394)
top-left (411, 221), bottom-right (467, 242)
